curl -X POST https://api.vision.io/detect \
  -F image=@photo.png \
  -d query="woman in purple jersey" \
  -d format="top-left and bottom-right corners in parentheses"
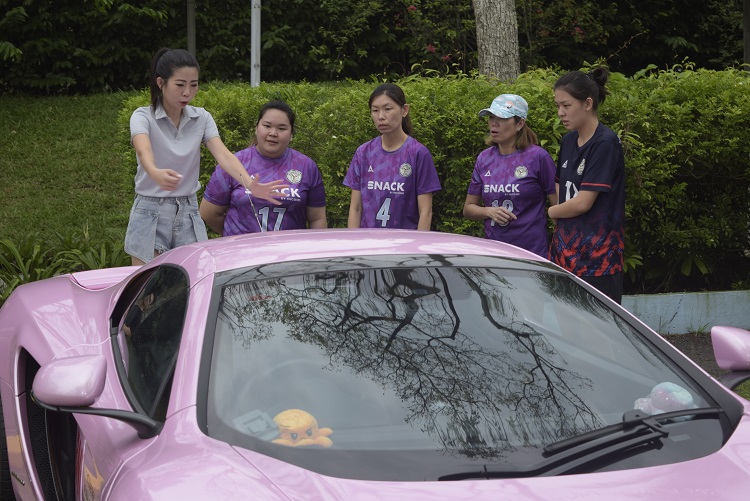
top-left (200, 100), bottom-right (327, 235)
top-left (549, 68), bottom-right (626, 303)
top-left (463, 94), bottom-right (557, 257)
top-left (344, 83), bottom-right (441, 230)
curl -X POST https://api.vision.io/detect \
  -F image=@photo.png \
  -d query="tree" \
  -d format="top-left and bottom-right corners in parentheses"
top-left (472, 0), bottom-right (519, 80)
top-left (516, 0), bottom-right (618, 71)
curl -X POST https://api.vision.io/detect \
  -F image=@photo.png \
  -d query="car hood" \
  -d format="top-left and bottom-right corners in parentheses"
top-left (109, 408), bottom-right (750, 500)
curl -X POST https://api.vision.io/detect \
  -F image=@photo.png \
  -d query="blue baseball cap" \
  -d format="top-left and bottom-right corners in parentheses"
top-left (478, 94), bottom-right (529, 119)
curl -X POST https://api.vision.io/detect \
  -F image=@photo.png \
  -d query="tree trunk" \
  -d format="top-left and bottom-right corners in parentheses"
top-left (472, 0), bottom-right (520, 81)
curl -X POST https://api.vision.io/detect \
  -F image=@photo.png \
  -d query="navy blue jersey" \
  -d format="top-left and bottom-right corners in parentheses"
top-left (550, 123), bottom-right (625, 276)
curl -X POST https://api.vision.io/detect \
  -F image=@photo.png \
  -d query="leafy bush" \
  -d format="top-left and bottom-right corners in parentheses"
top-left (603, 64), bottom-right (750, 291)
top-left (0, 0), bottom-right (172, 93)
top-left (53, 226), bottom-right (131, 272)
top-left (0, 236), bottom-right (61, 303)
top-left (0, 0), bottom-right (477, 94)
top-left (115, 68), bottom-right (750, 294)
top-left (0, 229), bottom-right (131, 304)
top-left (1, 1), bottom-right (744, 94)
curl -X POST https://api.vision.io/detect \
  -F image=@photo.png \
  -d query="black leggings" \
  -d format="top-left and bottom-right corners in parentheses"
top-left (580, 272), bottom-right (623, 304)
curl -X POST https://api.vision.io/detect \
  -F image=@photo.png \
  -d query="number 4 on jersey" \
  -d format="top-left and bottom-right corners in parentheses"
top-left (377, 198), bottom-right (392, 227)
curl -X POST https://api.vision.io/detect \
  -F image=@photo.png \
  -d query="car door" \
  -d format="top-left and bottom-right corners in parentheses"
top-left (77, 265), bottom-right (190, 500)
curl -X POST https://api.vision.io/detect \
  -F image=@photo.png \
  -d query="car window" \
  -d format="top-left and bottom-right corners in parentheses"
top-left (205, 260), bottom-right (723, 481)
top-left (117, 266), bottom-right (188, 420)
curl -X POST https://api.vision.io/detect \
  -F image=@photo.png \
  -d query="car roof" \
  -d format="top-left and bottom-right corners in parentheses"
top-left (162, 228), bottom-right (546, 276)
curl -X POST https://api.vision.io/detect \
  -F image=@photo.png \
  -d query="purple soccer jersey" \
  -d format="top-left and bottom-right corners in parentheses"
top-left (343, 136), bottom-right (441, 229)
top-left (202, 146), bottom-right (325, 235)
top-left (467, 145), bottom-right (556, 257)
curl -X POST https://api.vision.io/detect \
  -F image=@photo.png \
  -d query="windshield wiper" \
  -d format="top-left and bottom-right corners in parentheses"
top-left (544, 407), bottom-right (722, 455)
top-left (436, 407), bottom-right (723, 481)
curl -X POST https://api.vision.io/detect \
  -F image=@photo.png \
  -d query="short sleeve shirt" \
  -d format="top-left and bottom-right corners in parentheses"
top-left (130, 104), bottom-right (220, 197)
top-left (343, 136), bottom-right (441, 229)
top-left (468, 144), bottom-right (556, 257)
top-left (202, 146), bottom-right (325, 235)
top-left (549, 123), bottom-right (625, 276)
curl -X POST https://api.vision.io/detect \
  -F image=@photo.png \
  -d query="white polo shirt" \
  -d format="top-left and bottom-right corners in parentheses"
top-left (130, 103), bottom-right (220, 197)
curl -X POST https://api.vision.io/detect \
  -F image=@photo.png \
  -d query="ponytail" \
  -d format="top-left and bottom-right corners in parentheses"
top-left (148, 48), bottom-right (200, 110)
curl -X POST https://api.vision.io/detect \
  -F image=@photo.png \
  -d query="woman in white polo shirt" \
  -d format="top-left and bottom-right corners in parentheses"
top-left (125, 47), bottom-right (288, 265)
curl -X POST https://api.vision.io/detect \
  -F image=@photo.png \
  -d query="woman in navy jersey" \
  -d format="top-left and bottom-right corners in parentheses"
top-left (200, 100), bottom-right (327, 234)
top-left (344, 83), bottom-right (441, 230)
top-left (463, 94), bottom-right (557, 257)
top-left (548, 68), bottom-right (626, 303)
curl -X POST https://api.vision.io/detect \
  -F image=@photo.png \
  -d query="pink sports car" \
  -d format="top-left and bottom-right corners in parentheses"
top-left (2, 229), bottom-right (750, 500)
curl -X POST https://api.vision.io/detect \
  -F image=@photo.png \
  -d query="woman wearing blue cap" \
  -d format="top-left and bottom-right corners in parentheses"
top-left (463, 94), bottom-right (557, 257)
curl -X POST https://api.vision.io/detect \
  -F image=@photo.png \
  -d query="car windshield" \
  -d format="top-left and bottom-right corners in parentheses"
top-left (205, 255), bottom-right (721, 481)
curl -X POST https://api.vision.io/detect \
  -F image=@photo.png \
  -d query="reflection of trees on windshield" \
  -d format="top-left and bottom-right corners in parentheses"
top-left (458, 268), bottom-right (602, 446)
top-left (219, 261), bottom-right (602, 457)
top-left (220, 281), bottom-right (278, 347)
top-left (535, 272), bottom-right (609, 318)
top-left (534, 272), bottom-right (667, 369)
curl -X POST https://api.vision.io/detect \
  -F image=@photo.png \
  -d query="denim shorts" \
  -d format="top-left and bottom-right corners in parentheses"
top-left (124, 194), bottom-right (208, 263)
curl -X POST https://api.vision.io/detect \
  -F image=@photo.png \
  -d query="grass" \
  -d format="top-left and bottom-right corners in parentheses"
top-left (0, 92), bottom-right (136, 244)
top-left (736, 381), bottom-right (750, 401)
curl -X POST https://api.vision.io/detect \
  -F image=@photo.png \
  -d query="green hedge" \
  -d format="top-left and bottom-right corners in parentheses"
top-left (101, 68), bottom-right (730, 293)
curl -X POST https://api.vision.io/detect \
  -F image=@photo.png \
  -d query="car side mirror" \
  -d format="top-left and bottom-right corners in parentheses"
top-left (711, 326), bottom-right (750, 390)
top-left (32, 354), bottom-right (106, 407)
top-left (31, 354), bottom-right (162, 439)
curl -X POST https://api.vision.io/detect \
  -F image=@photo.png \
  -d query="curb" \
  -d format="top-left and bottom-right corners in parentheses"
top-left (622, 290), bottom-right (750, 335)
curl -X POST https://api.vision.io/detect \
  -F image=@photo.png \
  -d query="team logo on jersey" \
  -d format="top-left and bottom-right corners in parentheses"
top-left (562, 160), bottom-right (568, 169)
top-left (514, 166), bottom-right (528, 179)
top-left (368, 165), bottom-right (374, 172)
top-left (577, 159), bottom-right (586, 176)
top-left (286, 169), bottom-right (302, 184)
top-left (484, 170), bottom-right (492, 177)
top-left (484, 184), bottom-right (520, 194)
top-left (368, 180), bottom-right (405, 192)
top-left (399, 163), bottom-right (413, 177)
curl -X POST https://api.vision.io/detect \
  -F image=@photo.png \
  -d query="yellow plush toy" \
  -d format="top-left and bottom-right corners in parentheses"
top-left (272, 409), bottom-right (333, 448)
